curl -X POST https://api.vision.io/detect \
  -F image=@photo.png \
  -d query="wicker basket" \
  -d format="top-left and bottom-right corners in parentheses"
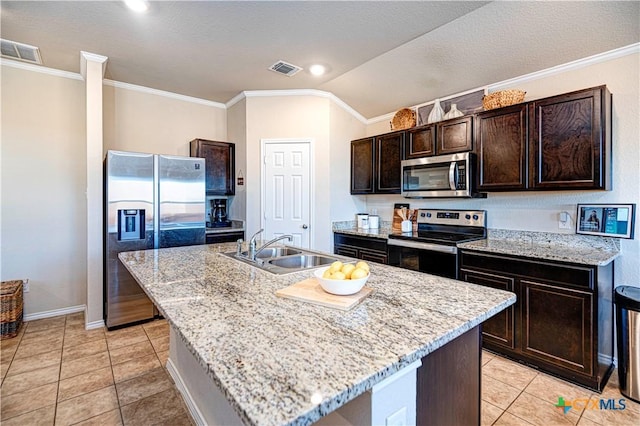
top-left (1, 280), bottom-right (24, 339)
top-left (482, 90), bottom-right (526, 110)
top-left (390, 108), bottom-right (416, 130)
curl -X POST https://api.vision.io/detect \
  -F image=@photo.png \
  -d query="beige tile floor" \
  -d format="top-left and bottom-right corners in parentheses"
top-left (481, 351), bottom-right (640, 426)
top-left (2, 313), bottom-right (639, 425)
top-left (1, 313), bottom-right (192, 425)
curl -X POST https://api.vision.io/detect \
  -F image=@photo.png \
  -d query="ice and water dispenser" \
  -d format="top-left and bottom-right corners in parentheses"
top-left (117, 209), bottom-right (145, 241)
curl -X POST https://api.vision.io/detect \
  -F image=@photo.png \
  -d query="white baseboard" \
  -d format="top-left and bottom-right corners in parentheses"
top-left (86, 319), bottom-right (105, 330)
top-left (24, 305), bottom-right (86, 322)
top-left (166, 358), bottom-right (206, 426)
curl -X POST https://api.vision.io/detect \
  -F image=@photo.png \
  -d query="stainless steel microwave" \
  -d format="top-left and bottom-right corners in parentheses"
top-left (402, 152), bottom-right (483, 198)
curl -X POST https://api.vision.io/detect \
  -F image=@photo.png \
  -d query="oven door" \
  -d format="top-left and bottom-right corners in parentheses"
top-left (387, 239), bottom-right (458, 279)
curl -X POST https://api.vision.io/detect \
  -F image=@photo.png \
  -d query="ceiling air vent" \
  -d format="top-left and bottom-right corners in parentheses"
top-left (1, 39), bottom-right (42, 64)
top-left (268, 60), bottom-right (302, 77)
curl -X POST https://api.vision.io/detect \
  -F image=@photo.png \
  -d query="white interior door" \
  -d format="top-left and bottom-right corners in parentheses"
top-left (262, 140), bottom-right (311, 248)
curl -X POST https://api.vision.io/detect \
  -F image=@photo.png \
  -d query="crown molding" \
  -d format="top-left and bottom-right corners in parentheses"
top-left (0, 58), bottom-right (83, 80)
top-left (367, 42), bottom-right (640, 124)
top-left (226, 89), bottom-right (367, 124)
top-left (103, 79), bottom-right (226, 109)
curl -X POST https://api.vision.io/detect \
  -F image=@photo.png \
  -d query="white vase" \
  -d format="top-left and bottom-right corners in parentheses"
top-left (427, 99), bottom-right (444, 124)
top-left (443, 103), bottom-right (464, 120)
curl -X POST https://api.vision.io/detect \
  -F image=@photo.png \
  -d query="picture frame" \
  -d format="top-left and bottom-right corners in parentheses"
top-left (576, 204), bottom-right (636, 239)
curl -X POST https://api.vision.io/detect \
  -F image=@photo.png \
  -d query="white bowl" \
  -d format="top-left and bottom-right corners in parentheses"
top-left (313, 266), bottom-right (369, 295)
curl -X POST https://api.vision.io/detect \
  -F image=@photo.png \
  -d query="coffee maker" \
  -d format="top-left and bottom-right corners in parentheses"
top-left (209, 199), bottom-right (231, 227)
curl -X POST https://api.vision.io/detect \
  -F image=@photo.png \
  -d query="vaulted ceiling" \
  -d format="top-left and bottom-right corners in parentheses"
top-left (2, 1), bottom-right (639, 118)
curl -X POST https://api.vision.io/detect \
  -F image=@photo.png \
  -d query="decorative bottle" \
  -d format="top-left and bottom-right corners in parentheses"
top-left (427, 99), bottom-right (444, 124)
top-left (443, 103), bottom-right (464, 120)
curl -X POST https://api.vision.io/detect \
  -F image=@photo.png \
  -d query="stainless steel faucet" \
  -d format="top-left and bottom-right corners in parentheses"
top-left (247, 228), bottom-right (264, 260)
top-left (253, 234), bottom-right (293, 260)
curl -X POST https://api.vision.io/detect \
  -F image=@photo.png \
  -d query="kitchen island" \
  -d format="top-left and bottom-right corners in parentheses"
top-left (119, 242), bottom-right (515, 425)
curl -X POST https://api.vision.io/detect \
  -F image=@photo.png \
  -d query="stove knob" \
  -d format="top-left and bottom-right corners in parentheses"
top-left (426, 213), bottom-right (432, 218)
top-left (420, 212), bottom-right (426, 218)
top-left (465, 214), bottom-right (471, 220)
top-left (473, 214), bottom-right (479, 221)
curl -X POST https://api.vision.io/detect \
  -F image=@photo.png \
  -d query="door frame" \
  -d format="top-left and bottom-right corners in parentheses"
top-left (260, 138), bottom-right (315, 249)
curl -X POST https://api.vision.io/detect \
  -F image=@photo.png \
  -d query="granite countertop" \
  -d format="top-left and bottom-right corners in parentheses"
top-left (119, 243), bottom-right (515, 426)
top-left (333, 223), bottom-right (621, 266)
top-left (458, 229), bottom-right (621, 266)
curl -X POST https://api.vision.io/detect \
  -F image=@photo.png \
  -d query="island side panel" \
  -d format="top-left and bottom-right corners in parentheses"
top-left (416, 325), bottom-right (481, 425)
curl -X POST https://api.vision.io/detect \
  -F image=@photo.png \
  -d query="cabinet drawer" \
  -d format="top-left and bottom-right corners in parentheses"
top-left (334, 234), bottom-right (387, 253)
top-left (459, 251), bottom-right (594, 290)
top-left (206, 231), bottom-right (244, 244)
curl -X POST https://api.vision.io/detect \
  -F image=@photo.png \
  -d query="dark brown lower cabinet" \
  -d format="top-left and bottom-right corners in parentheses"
top-left (205, 231), bottom-right (244, 244)
top-left (417, 325), bottom-right (480, 425)
top-left (459, 250), bottom-right (614, 392)
top-left (333, 233), bottom-right (388, 264)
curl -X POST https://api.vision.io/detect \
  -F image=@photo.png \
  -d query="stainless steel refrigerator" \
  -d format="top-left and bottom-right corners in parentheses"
top-left (104, 150), bottom-right (205, 329)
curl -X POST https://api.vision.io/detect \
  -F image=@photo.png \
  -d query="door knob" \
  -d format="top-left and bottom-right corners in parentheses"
top-left (302, 224), bottom-right (308, 229)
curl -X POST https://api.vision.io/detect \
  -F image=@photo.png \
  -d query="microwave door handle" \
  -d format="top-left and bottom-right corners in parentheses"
top-left (448, 162), bottom-right (457, 190)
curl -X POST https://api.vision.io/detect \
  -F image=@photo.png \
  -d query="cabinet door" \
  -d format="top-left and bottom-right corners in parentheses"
top-left (529, 86), bottom-right (608, 189)
top-left (375, 132), bottom-right (403, 193)
top-left (437, 116), bottom-right (473, 155)
top-left (350, 138), bottom-right (375, 194)
top-left (334, 244), bottom-right (358, 259)
top-left (359, 248), bottom-right (388, 265)
top-left (190, 140), bottom-right (235, 195)
top-left (476, 104), bottom-right (528, 191)
top-left (405, 125), bottom-right (435, 159)
top-left (520, 280), bottom-right (593, 376)
top-left (460, 269), bottom-right (516, 349)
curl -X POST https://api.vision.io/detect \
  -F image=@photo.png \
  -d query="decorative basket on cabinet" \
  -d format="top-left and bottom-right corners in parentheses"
top-left (482, 89), bottom-right (526, 110)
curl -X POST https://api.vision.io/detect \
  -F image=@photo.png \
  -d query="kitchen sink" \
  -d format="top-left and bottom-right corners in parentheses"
top-left (222, 247), bottom-right (339, 274)
top-left (238, 247), bottom-right (302, 259)
top-left (267, 255), bottom-right (336, 269)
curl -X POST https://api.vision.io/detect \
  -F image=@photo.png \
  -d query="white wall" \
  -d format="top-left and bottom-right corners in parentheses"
top-left (226, 98), bottom-right (247, 222)
top-left (1, 64), bottom-right (226, 318)
top-left (243, 95), bottom-right (333, 250)
top-left (1, 65), bottom-right (87, 315)
top-left (103, 84), bottom-right (226, 156)
top-left (365, 52), bottom-right (640, 288)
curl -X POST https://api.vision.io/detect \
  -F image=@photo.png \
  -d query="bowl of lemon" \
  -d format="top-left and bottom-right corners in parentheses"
top-left (314, 260), bottom-right (370, 295)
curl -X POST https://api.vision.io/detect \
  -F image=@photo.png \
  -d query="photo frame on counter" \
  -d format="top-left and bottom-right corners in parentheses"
top-left (576, 204), bottom-right (635, 239)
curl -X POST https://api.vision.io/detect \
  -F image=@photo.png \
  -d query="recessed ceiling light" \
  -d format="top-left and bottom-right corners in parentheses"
top-left (124, 0), bottom-right (149, 13)
top-left (309, 64), bottom-right (326, 76)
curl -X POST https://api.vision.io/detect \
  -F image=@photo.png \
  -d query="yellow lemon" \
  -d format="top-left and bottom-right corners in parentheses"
top-left (355, 261), bottom-right (370, 272)
top-left (322, 269), bottom-right (333, 279)
top-left (351, 268), bottom-right (368, 280)
top-left (331, 271), bottom-right (346, 280)
top-left (329, 261), bottom-right (343, 273)
top-left (341, 264), bottom-right (356, 279)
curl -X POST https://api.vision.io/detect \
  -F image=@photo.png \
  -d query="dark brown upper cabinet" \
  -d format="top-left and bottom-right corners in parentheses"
top-left (475, 104), bottom-right (528, 191)
top-left (350, 132), bottom-right (403, 195)
top-left (350, 137), bottom-right (375, 194)
top-left (403, 116), bottom-right (473, 160)
top-left (405, 125), bottom-right (435, 159)
top-left (375, 132), bottom-right (404, 193)
top-left (190, 139), bottom-right (235, 195)
top-left (529, 86), bottom-right (611, 190)
top-left (437, 115), bottom-right (473, 155)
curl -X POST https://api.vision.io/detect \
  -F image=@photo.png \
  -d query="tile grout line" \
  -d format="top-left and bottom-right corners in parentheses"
top-left (490, 369), bottom-right (539, 425)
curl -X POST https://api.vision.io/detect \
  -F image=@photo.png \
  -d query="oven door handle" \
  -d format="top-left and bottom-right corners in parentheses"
top-left (448, 162), bottom-right (457, 190)
top-left (388, 238), bottom-right (458, 254)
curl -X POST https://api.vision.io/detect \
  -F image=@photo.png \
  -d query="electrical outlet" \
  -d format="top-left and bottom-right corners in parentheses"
top-left (23, 279), bottom-right (30, 292)
top-left (385, 407), bottom-right (407, 426)
top-left (558, 212), bottom-right (571, 229)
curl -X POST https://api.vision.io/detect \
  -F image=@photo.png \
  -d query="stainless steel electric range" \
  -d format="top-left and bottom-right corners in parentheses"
top-left (387, 209), bottom-right (487, 279)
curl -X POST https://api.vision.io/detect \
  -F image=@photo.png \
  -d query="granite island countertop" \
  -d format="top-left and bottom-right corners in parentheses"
top-left (119, 243), bottom-right (515, 426)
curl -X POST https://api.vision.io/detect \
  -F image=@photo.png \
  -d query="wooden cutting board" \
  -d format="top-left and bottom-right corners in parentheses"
top-left (275, 278), bottom-right (373, 311)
